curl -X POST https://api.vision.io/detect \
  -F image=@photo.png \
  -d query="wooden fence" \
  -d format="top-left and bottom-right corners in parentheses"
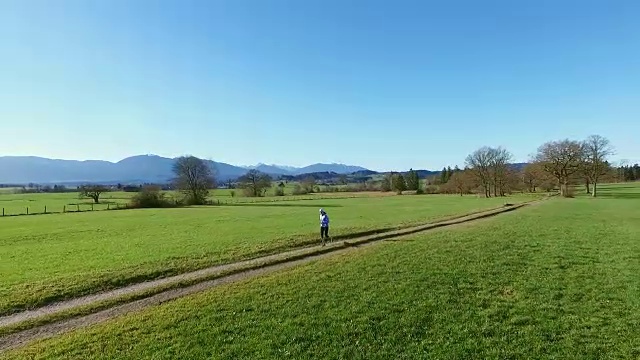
top-left (0, 202), bottom-right (129, 217)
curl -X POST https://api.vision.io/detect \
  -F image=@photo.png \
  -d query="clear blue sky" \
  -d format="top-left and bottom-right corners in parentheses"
top-left (1, 0), bottom-right (638, 171)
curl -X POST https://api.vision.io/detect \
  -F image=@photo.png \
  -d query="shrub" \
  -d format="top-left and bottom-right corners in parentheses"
top-left (230, 190), bottom-right (236, 198)
top-left (292, 184), bottom-right (308, 195)
top-left (274, 187), bottom-right (285, 196)
top-left (416, 188), bottom-right (424, 195)
top-left (130, 186), bottom-right (177, 208)
top-left (425, 185), bottom-right (439, 194)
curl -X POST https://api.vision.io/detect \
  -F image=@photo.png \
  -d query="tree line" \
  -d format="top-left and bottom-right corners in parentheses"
top-left (618, 163), bottom-right (640, 182)
top-left (379, 134), bottom-right (621, 198)
top-left (455, 135), bottom-right (616, 198)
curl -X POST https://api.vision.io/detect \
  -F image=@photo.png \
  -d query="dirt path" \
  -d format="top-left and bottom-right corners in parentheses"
top-left (0, 200), bottom-right (542, 352)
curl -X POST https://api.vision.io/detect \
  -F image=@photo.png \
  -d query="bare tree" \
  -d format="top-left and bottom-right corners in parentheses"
top-left (380, 173), bottom-right (393, 192)
top-left (465, 146), bottom-right (511, 197)
top-left (489, 147), bottom-right (513, 196)
top-left (172, 156), bottom-right (215, 205)
top-left (238, 170), bottom-right (272, 197)
top-left (338, 174), bottom-right (348, 185)
top-left (522, 162), bottom-right (547, 192)
top-left (582, 135), bottom-right (614, 197)
top-left (448, 171), bottom-right (474, 196)
top-left (503, 167), bottom-right (525, 194)
top-left (465, 147), bottom-right (494, 197)
top-left (535, 139), bottom-right (584, 197)
top-left (301, 177), bottom-right (316, 194)
top-left (79, 185), bottom-right (110, 203)
top-left (577, 161), bottom-right (592, 195)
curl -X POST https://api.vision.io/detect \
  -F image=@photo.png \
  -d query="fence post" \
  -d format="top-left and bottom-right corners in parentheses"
top-left (77, 204), bottom-right (80, 212)
top-left (2, 208), bottom-right (3, 216)
top-left (63, 205), bottom-right (66, 213)
top-left (44, 206), bottom-right (47, 214)
top-left (26, 207), bottom-right (29, 215)
top-left (91, 203), bottom-right (94, 211)
top-left (107, 203), bottom-right (110, 210)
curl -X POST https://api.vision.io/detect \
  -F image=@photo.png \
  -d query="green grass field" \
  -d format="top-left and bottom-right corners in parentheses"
top-left (5, 184), bottom-right (640, 359)
top-left (0, 187), bottom-right (390, 216)
top-left (0, 192), bottom-right (134, 215)
top-left (0, 194), bottom-right (532, 315)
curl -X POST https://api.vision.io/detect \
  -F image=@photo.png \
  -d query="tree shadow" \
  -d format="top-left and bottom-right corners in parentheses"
top-left (597, 184), bottom-right (640, 190)
top-left (594, 193), bottom-right (640, 199)
top-left (221, 203), bottom-right (344, 208)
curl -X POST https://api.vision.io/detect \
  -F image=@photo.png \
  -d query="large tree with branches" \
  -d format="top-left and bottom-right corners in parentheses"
top-left (78, 185), bottom-right (109, 203)
top-left (582, 135), bottom-right (614, 197)
top-left (172, 156), bottom-right (216, 205)
top-left (238, 170), bottom-right (272, 197)
top-left (535, 139), bottom-right (584, 197)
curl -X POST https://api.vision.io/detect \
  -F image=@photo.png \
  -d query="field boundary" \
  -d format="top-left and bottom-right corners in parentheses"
top-left (0, 199), bottom-right (544, 352)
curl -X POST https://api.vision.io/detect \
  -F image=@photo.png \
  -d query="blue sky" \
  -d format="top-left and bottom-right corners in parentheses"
top-left (1, 0), bottom-right (638, 171)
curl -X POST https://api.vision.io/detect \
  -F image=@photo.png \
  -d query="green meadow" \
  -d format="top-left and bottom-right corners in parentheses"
top-left (0, 187), bottom-right (388, 216)
top-left (5, 183), bottom-right (640, 359)
top-left (0, 193), bottom-right (530, 315)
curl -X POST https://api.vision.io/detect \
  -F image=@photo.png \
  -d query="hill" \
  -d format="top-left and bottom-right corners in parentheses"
top-left (0, 155), bottom-right (372, 185)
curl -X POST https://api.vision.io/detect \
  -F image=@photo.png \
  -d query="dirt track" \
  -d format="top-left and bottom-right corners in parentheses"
top-left (0, 200), bottom-right (541, 352)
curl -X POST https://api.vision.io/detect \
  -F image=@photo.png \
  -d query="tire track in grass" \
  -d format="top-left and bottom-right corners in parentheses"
top-left (0, 200), bottom-right (544, 352)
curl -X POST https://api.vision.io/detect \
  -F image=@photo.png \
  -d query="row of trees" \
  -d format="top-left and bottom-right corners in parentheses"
top-left (618, 163), bottom-right (640, 182)
top-left (380, 169), bottom-right (421, 193)
top-left (462, 135), bottom-right (615, 198)
top-left (533, 135), bottom-right (614, 197)
top-left (465, 146), bottom-right (513, 197)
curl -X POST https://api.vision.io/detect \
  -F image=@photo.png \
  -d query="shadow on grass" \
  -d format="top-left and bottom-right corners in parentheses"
top-left (597, 185), bottom-right (640, 190)
top-left (221, 203), bottom-right (343, 208)
top-left (594, 193), bottom-right (640, 199)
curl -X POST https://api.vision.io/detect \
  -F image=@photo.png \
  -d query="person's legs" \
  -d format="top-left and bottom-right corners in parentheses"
top-left (321, 226), bottom-right (330, 244)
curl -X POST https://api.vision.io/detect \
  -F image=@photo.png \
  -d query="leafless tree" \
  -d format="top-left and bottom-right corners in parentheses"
top-left (380, 173), bottom-right (393, 192)
top-left (465, 147), bottom-right (494, 197)
top-left (522, 162), bottom-right (547, 192)
top-left (79, 185), bottom-right (110, 203)
top-left (338, 174), bottom-right (348, 185)
top-left (582, 135), bottom-right (614, 197)
top-left (465, 146), bottom-right (512, 197)
top-left (535, 139), bottom-right (584, 197)
top-left (238, 170), bottom-right (272, 197)
top-left (301, 176), bottom-right (316, 193)
top-left (172, 156), bottom-right (215, 205)
top-left (489, 147), bottom-right (513, 196)
top-left (447, 170), bottom-right (474, 196)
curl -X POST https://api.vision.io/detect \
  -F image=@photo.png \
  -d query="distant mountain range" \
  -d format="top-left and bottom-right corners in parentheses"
top-left (0, 155), bottom-right (370, 185)
top-left (0, 155), bottom-right (529, 185)
top-left (246, 163), bottom-right (369, 176)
